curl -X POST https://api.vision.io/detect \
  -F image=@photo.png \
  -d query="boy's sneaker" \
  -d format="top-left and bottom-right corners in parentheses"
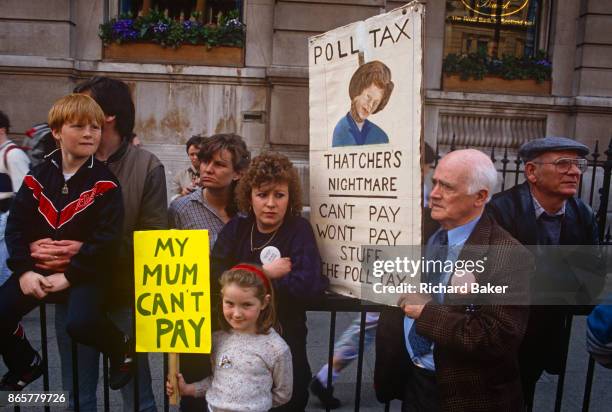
top-left (0, 352), bottom-right (43, 391)
top-left (109, 337), bottom-right (134, 390)
top-left (309, 376), bottom-right (341, 409)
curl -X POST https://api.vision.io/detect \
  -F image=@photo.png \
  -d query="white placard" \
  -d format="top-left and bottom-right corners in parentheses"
top-left (309, 3), bottom-right (424, 303)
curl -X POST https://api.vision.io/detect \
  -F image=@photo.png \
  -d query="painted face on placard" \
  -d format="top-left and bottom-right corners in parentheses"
top-left (350, 84), bottom-right (385, 123)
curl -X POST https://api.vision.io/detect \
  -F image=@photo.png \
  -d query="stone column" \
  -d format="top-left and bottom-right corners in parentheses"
top-left (74, 0), bottom-right (105, 61)
top-left (244, 0), bottom-right (275, 68)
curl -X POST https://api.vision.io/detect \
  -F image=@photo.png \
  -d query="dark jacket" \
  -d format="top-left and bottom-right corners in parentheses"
top-left (487, 182), bottom-right (605, 374)
top-left (415, 214), bottom-right (531, 411)
top-left (374, 306), bottom-right (412, 403)
top-left (211, 213), bottom-right (328, 338)
top-left (105, 141), bottom-right (168, 302)
top-left (211, 214), bottom-right (329, 312)
top-left (374, 207), bottom-right (439, 403)
top-left (6, 150), bottom-right (123, 285)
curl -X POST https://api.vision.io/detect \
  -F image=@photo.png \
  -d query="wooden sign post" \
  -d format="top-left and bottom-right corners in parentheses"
top-left (168, 353), bottom-right (180, 405)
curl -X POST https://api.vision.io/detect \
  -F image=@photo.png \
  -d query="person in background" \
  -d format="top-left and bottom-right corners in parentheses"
top-left (131, 133), bottom-right (141, 147)
top-left (0, 111), bottom-right (30, 209)
top-left (168, 133), bottom-right (250, 412)
top-left (487, 137), bottom-right (606, 407)
top-left (587, 302), bottom-right (612, 368)
top-left (211, 152), bottom-right (329, 411)
top-left (171, 135), bottom-right (203, 201)
top-left (23, 123), bottom-right (57, 168)
top-left (0, 111), bottom-right (30, 286)
top-left (29, 76), bottom-right (167, 412)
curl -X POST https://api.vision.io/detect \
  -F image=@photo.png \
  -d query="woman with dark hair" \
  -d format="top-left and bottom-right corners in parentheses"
top-left (211, 152), bottom-right (329, 411)
top-left (332, 60), bottom-right (394, 147)
top-left (169, 133), bottom-right (251, 412)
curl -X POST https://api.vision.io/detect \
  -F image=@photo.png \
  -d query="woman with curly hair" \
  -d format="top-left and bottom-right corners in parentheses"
top-left (211, 152), bottom-right (329, 411)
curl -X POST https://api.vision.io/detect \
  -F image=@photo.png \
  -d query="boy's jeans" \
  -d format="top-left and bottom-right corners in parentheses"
top-left (55, 305), bottom-right (157, 412)
top-left (0, 211), bottom-right (11, 286)
top-left (0, 277), bottom-right (125, 377)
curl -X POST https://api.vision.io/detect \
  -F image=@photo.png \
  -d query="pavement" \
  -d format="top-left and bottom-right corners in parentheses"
top-left (1, 308), bottom-right (611, 411)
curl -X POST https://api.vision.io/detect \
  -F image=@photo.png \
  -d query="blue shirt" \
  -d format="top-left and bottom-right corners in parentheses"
top-left (403, 214), bottom-right (482, 370)
top-left (332, 112), bottom-right (389, 147)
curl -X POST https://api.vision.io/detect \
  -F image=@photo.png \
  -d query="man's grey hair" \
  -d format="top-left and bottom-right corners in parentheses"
top-left (464, 150), bottom-right (498, 200)
top-left (443, 149), bottom-right (498, 201)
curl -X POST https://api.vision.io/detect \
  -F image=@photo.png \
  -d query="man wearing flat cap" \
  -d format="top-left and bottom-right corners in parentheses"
top-left (487, 136), bottom-right (606, 407)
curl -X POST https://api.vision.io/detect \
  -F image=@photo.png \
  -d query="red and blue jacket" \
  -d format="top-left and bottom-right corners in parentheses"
top-left (5, 149), bottom-right (124, 285)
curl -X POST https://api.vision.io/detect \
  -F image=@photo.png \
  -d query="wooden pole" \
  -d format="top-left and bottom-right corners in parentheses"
top-left (168, 353), bottom-right (180, 405)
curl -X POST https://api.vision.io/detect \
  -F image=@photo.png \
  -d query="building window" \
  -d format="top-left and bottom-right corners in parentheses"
top-left (444, 0), bottom-right (544, 59)
top-left (119, 0), bottom-right (243, 24)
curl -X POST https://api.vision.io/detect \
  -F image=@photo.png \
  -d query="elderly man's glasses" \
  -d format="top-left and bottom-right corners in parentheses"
top-left (531, 158), bottom-right (588, 173)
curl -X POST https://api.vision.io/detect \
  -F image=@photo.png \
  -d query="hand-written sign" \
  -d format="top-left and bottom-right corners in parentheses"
top-left (134, 230), bottom-right (211, 353)
top-left (309, 3), bottom-right (424, 304)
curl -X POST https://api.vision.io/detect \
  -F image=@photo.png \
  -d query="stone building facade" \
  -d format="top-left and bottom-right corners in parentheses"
top-left (1, 0), bottom-right (611, 205)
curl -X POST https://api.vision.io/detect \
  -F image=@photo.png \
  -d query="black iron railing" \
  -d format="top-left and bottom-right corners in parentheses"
top-left (8, 138), bottom-right (611, 411)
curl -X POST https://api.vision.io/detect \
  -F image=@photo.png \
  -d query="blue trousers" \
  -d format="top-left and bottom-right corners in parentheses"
top-left (55, 305), bottom-right (157, 412)
top-left (333, 312), bottom-right (379, 370)
top-left (0, 275), bottom-right (125, 373)
top-left (0, 211), bottom-right (12, 287)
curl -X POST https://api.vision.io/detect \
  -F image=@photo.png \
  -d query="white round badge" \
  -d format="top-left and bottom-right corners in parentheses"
top-left (260, 246), bottom-right (281, 264)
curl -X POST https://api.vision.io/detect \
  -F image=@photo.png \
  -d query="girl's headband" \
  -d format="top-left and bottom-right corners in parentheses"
top-left (231, 264), bottom-right (271, 293)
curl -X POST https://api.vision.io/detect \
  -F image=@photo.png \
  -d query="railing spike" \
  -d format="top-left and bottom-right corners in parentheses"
top-left (501, 147), bottom-right (509, 165)
top-left (591, 140), bottom-right (600, 162)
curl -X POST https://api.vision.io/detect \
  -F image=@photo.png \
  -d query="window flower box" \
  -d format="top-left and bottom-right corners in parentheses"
top-left (442, 74), bottom-right (551, 95)
top-left (103, 42), bottom-right (244, 67)
top-left (99, 9), bottom-right (244, 67)
top-left (442, 49), bottom-right (552, 95)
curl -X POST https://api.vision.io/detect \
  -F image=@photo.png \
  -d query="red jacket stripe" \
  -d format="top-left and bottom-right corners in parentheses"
top-left (24, 175), bottom-right (117, 230)
top-left (24, 175), bottom-right (59, 228)
top-left (57, 180), bottom-right (118, 229)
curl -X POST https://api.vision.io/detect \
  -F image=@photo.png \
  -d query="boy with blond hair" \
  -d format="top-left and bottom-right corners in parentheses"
top-left (0, 94), bottom-right (133, 391)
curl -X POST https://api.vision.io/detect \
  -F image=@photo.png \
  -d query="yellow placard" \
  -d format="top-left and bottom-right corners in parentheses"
top-left (133, 230), bottom-right (211, 353)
